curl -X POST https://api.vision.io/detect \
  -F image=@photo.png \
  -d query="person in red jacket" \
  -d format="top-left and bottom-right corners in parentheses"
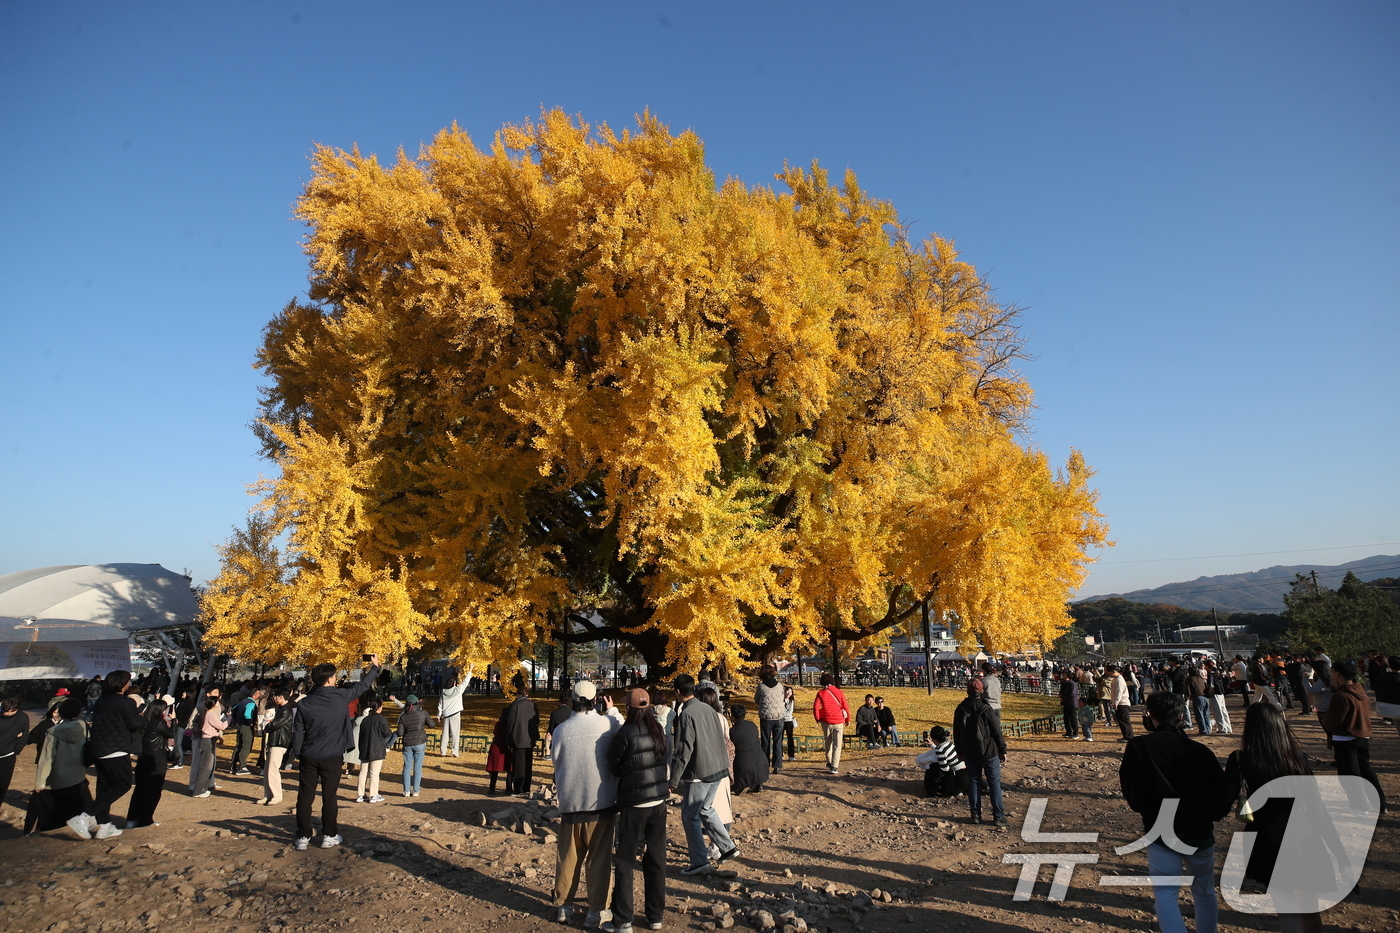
top-left (812, 673), bottom-right (851, 775)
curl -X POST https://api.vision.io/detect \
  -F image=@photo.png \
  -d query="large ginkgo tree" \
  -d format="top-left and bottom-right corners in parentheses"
top-left (201, 110), bottom-right (1110, 674)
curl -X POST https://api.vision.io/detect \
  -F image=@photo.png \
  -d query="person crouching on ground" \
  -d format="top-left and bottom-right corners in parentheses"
top-left (551, 680), bottom-right (621, 928)
top-left (916, 726), bottom-right (966, 798)
top-left (728, 704), bottom-right (768, 793)
top-left (39, 699), bottom-right (93, 836)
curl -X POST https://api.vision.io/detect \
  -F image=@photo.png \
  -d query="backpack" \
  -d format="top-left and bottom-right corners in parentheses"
top-left (232, 698), bottom-right (256, 727)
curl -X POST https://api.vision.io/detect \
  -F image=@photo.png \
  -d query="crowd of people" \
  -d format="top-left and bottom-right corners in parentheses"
top-left (1, 645), bottom-right (1395, 933)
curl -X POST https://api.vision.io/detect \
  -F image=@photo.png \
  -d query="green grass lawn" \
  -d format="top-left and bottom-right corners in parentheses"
top-left (438, 684), bottom-right (1058, 746)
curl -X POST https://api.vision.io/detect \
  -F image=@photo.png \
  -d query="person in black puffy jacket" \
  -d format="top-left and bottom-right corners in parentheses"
top-left (607, 688), bottom-right (669, 932)
top-left (71, 670), bottom-right (145, 840)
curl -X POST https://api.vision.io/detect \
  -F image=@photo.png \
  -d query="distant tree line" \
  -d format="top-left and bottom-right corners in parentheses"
top-left (1067, 598), bottom-right (1286, 645)
top-left (1283, 571), bottom-right (1400, 660)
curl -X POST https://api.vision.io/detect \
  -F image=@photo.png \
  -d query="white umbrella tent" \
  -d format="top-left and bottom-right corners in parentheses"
top-left (0, 563), bottom-right (201, 680)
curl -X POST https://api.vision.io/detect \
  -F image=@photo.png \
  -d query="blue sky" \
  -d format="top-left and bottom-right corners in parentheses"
top-left (2, 1), bottom-right (1396, 600)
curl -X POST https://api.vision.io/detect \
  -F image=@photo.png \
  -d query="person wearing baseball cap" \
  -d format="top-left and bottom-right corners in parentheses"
top-left (550, 680), bottom-right (620, 927)
top-left (604, 688), bottom-right (668, 932)
top-left (952, 676), bottom-right (1007, 827)
top-left (47, 687), bottom-right (72, 712)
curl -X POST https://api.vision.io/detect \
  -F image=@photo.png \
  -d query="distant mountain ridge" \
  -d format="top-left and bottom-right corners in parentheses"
top-left (1079, 553), bottom-right (1400, 612)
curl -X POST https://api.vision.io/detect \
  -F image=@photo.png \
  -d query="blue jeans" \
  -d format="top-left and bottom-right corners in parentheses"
top-left (1077, 705), bottom-right (1097, 740)
top-left (1191, 695), bottom-right (1213, 734)
top-left (402, 743), bottom-right (425, 794)
top-left (1145, 841), bottom-right (1217, 933)
top-left (680, 779), bottom-right (735, 867)
top-left (759, 719), bottom-right (785, 771)
top-left (965, 756), bottom-right (1005, 822)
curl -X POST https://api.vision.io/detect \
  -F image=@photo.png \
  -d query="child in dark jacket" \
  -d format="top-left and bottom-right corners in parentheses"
top-left (356, 698), bottom-right (392, 803)
top-left (486, 705), bottom-right (514, 794)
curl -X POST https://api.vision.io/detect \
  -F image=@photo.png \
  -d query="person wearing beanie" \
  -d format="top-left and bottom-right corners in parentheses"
top-left (393, 694), bottom-right (436, 798)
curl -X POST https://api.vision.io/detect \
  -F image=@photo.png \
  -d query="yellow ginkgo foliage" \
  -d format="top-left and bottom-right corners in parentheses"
top-left (201, 110), bottom-right (1110, 673)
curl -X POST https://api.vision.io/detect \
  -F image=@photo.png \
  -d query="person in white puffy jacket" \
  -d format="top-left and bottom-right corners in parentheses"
top-left (438, 674), bottom-right (465, 756)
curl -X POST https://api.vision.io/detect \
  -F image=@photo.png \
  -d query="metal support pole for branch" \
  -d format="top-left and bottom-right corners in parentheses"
top-left (922, 597), bottom-right (934, 696)
top-left (795, 647), bottom-right (804, 688)
top-left (561, 616), bottom-right (569, 696)
top-left (199, 651), bottom-right (218, 689)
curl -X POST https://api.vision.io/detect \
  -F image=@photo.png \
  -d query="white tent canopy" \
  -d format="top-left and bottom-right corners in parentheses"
top-left (0, 563), bottom-right (200, 680)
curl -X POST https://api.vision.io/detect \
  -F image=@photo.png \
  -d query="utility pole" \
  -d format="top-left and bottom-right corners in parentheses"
top-left (1211, 607), bottom-right (1226, 659)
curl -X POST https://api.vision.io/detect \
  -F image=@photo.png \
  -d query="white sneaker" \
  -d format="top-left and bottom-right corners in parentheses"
top-left (294, 837), bottom-right (310, 851)
top-left (193, 791), bottom-right (211, 798)
top-left (368, 795), bottom-right (385, 803)
top-left (95, 823), bottom-right (122, 840)
top-left (320, 834), bottom-right (342, 848)
top-left (67, 814), bottom-right (93, 840)
top-left (355, 796), bottom-right (366, 803)
top-left (556, 906), bottom-right (573, 923)
top-left (602, 922), bottom-right (633, 933)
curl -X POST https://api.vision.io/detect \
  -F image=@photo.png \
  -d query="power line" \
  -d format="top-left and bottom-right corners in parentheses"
top-left (1098, 544), bottom-right (1399, 565)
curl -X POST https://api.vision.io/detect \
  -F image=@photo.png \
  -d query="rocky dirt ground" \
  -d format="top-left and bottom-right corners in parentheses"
top-left (0, 704), bottom-right (1396, 933)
